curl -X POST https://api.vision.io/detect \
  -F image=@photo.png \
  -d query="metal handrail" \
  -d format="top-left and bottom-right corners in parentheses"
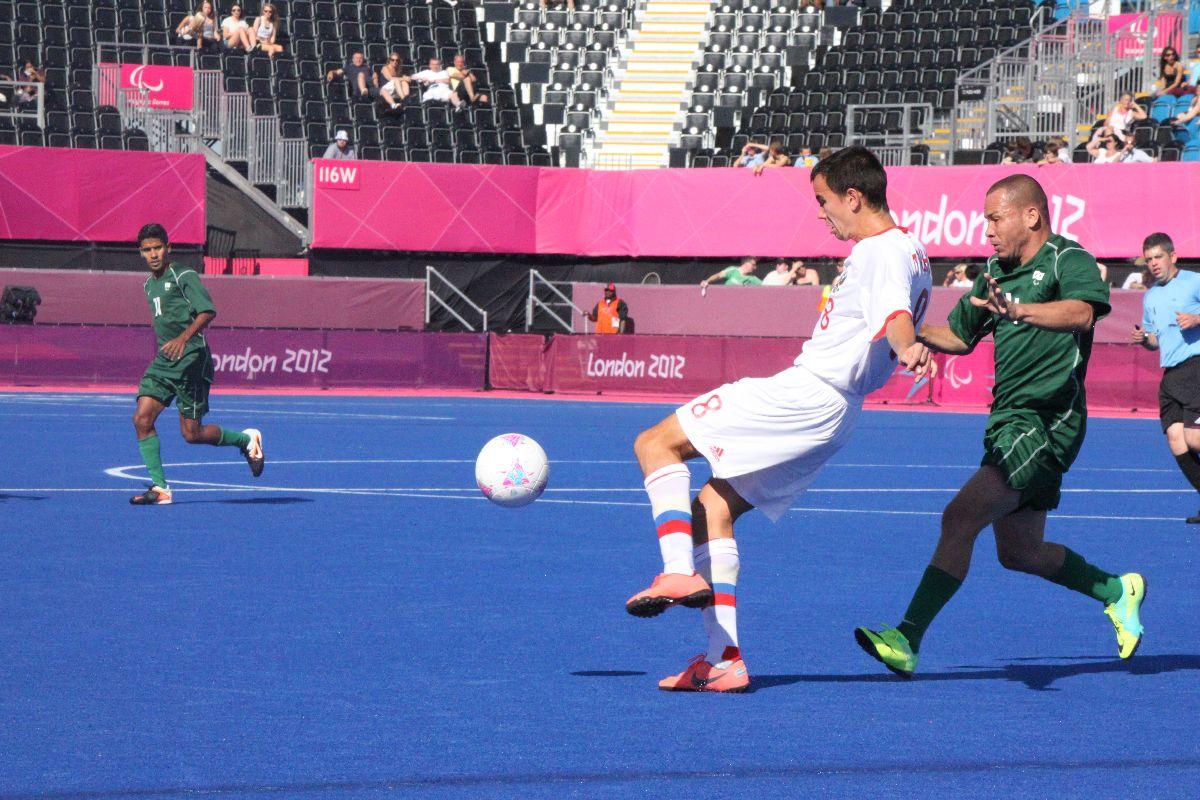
top-left (526, 269), bottom-right (588, 333)
top-left (0, 80), bottom-right (46, 128)
top-left (426, 266), bottom-right (488, 332)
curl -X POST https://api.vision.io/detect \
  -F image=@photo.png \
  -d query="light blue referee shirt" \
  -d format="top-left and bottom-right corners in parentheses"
top-left (1142, 269), bottom-right (1200, 368)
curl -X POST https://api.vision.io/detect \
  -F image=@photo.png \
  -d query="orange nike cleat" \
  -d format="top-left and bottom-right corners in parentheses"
top-left (625, 572), bottom-right (713, 618)
top-left (130, 485), bottom-right (173, 505)
top-left (658, 653), bottom-right (750, 693)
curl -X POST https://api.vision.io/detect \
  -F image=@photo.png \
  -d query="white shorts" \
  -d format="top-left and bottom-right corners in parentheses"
top-left (422, 84), bottom-right (453, 102)
top-left (675, 365), bottom-right (862, 522)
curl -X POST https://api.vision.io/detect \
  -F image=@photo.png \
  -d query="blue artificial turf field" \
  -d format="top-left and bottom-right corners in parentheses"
top-left (1, 391), bottom-right (1198, 799)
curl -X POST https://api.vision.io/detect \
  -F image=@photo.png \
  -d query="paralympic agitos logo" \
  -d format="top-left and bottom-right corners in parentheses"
top-left (128, 65), bottom-right (165, 93)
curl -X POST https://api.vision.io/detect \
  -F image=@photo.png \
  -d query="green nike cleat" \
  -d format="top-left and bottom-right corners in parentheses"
top-left (854, 625), bottom-right (917, 678)
top-left (1103, 573), bottom-right (1146, 659)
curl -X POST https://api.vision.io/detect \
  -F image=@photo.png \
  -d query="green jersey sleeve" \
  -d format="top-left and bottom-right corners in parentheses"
top-left (178, 269), bottom-right (216, 316)
top-left (720, 267), bottom-right (739, 281)
top-left (1054, 248), bottom-right (1111, 318)
top-left (947, 275), bottom-right (995, 348)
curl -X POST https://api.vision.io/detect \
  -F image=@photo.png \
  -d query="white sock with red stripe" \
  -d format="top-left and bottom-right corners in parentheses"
top-left (703, 538), bottom-right (740, 664)
top-left (644, 463), bottom-right (694, 575)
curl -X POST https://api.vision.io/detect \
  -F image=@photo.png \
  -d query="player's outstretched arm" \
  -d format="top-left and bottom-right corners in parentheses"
top-left (916, 324), bottom-right (972, 355)
top-left (884, 313), bottom-right (935, 379)
top-left (970, 275), bottom-right (1095, 333)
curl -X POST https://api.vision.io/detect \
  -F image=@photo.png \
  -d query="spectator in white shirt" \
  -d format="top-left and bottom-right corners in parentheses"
top-left (413, 58), bottom-right (460, 108)
top-left (1087, 125), bottom-right (1153, 163)
top-left (221, 5), bottom-right (251, 50)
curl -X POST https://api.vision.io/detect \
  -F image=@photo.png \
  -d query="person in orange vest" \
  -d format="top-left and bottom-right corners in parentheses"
top-left (585, 282), bottom-right (629, 334)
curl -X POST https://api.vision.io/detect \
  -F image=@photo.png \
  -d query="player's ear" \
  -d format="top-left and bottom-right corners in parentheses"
top-left (845, 187), bottom-right (862, 212)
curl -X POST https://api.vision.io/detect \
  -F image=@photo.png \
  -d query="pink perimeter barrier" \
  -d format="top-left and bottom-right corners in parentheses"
top-left (0, 269), bottom-right (425, 330)
top-left (310, 161), bottom-right (1200, 259)
top-left (0, 146), bottom-right (205, 244)
top-left (489, 333), bottom-right (1160, 411)
top-left (1, 327), bottom-right (486, 390)
top-left (570, 284), bottom-right (1148, 344)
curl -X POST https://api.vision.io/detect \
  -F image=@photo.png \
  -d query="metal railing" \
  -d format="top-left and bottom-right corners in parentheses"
top-left (845, 103), bottom-right (933, 165)
top-left (426, 266), bottom-right (488, 332)
top-left (951, 5), bottom-right (1184, 157)
top-left (92, 39), bottom-right (309, 210)
top-left (526, 270), bottom-right (587, 333)
top-left (0, 80), bottom-right (46, 129)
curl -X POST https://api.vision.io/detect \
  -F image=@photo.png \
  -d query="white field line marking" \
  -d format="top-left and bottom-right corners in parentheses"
top-left (3, 485), bottom-right (1187, 522)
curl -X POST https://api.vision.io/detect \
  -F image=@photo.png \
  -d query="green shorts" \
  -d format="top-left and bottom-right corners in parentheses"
top-left (138, 351), bottom-right (214, 420)
top-left (980, 416), bottom-right (1066, 512)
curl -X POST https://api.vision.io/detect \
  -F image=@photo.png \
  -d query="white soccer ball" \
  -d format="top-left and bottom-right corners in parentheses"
top-left (475, 433), bottom-right (550, 508)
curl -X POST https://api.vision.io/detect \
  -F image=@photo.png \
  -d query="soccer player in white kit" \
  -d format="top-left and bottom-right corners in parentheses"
top-left (625, 147), bottom-right (935, 692)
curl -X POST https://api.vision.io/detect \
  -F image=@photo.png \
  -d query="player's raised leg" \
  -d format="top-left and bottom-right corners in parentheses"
top-left (178, 416), bottom-right (265, 476)
top-left (131, 394), bottom-right (173, 505)
top-left (625, 414), bottom-right (712, 617)
top-left (993, 510), bottom-right (1145, 659)
top-left (659, 480), bottom-right (752, 692)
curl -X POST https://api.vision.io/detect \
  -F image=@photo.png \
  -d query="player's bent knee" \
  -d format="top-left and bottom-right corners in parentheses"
top-left (996, 544), bottom-right (1038, 574)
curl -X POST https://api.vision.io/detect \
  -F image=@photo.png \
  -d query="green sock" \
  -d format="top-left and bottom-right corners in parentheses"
top-left (896, 566), bottom-right (963, 653)
top-left (217, 428), bottom-right (251, 449)
top-left (137, 433), bottom-right (167, 489)
top-left (1047, 548), bottom-right (1123, 605)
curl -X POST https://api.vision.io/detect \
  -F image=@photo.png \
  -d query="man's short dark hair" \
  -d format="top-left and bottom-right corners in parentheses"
top-left (137, 223), bottom-right (168, 246)
top-left (810, 145), bottom-right (888, 210)
top-left (1142, 232), bottom-right (1175, 254)
top-left (986, 174), bottom-right (1050, 221)
top-left (741, 256), bottom-right (757, 265)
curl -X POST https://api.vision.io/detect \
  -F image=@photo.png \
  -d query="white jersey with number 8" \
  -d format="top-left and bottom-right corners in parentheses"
top-left (796, 226), bottom-right (932, 396)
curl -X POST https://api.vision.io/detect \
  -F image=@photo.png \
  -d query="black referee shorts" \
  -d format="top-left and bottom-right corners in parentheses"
top-left (1159, 355), bottom-right (1200, 432)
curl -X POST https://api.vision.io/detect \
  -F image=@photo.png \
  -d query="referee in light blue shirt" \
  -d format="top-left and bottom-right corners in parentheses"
top-left (1132, 232), bottom-right (1200, 523)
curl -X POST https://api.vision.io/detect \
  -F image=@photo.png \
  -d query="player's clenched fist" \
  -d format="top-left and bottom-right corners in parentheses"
top-left (1131, 325), bottom-right (1147, 344)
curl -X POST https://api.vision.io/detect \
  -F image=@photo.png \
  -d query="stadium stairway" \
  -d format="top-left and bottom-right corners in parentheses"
top-left (590, 0), bottom-right (712, 168)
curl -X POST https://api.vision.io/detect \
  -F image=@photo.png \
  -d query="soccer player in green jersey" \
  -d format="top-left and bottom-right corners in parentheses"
top-left (855, 175), bottom-right (1146, 677)
top-left (129, 223), bottom-right (264, 505)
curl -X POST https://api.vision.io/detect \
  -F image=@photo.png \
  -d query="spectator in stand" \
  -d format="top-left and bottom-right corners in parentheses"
top-left (736, 141), bottom-right (768, 169)
top-left (413, 58), bottom-right (459, 107)
top-left (762, 258), bottom-right (800, 286)
top-left (818, 146), bottom-right (834, 161)
top-left (1155, 47), bottom-right (1194, 98)
top-left (322, 130), bottom-right (357, 160)
top-left (1001, 136), bottom-right (1037, 164)
top-left (701, 257), bottom-right (762, 290)
top-left (1107, 93), bottom-right (1147, 143)
top-left (793, 259), bottom-right (820, 286)
top-left (795, 145), bottom-right (819, 167)
top-left (329, 51), bottom-right (376, 101)
top-left (755, 141), bottom-right (791, 175)
top-left (378, 52), bottom-right (411, 106)
top-left (1122, 260), bottom-right (1151, 290)
top-left (584, 282), bottom-right (628, 334)
top-left (175, 2), bottom-right (220, 50)
top-left (942, 263), bottom-right (974, 288)
top-left (248, 3), bottom-right (284, 57)
top-left (13, 60), bottom-right (44, 105)
top-left (449, 54), bottom-right (489, 107)
top-left (221, 5), bottom-right (252, 51)
top-left (1175, 93), bottom-right (1200, 124)
top-left (1087, 125), bottom-right (1153, 163)
top-left (1037, 141), bottom-right (1068, 165)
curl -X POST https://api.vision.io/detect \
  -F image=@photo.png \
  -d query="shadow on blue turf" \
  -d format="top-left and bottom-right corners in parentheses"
top-left (750, 653), bottom-right (1200, 692)
top-left (0, 494), bottom-right (46, 502)
top-left (178, 497), bottom-right (314, 505)
top-left (571, 670), bottom-right (647, 677)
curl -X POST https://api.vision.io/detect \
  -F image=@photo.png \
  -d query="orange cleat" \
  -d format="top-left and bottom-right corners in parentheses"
top-left (625, 572), bottom-right (713, 618)
top-left (130, 485), bottom-right (173, 505)
top-left (658, 653), bottom-right (750, 693)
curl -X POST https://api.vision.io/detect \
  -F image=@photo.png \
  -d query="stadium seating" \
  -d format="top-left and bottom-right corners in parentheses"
top-left (684, 0), bottom-right (1046, 166)
top-left (0, 0), bottom-right (552, 166)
